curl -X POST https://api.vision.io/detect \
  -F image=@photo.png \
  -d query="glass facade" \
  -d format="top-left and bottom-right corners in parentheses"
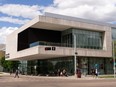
top-left (88, 58), bottom-right (112, 74)
top-left (19, 61), bottom-right (27, 75)
top-left (27, 60), bottom-right (38, 75)
top-left (18, 28), bottom-right (114, 76)
top-left (61, 29), bottom-right (73, 47)
top-left (29, 28), bottom-right (103, 50)
top-left (112, 28), bottom-right (116, 40)
top-left (26, 57), bottom-right (74, 76)
top-left (19, 57), bottom-right (113, 76)
top-left (72, 29), bottom-right (103, 49)
top-left (61, 28), bottom-right (103, 49)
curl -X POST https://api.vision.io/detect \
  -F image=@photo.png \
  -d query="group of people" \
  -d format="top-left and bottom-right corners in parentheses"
top-left (91, 68), bottom-right (99, 78)
top-left (10, 68), bottom-right (99, 78)
top-left (57, 69), bottom-right (67, 76)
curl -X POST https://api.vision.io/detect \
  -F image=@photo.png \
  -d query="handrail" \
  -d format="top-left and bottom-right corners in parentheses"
top-left (29, 41), bottom-right (73, 47)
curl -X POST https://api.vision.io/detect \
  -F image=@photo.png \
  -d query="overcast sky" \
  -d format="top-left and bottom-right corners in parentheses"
top-left (0, 0), bottom-right (116, 44)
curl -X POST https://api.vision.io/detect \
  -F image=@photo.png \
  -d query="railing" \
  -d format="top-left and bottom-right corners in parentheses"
top-left (29, 41), bottom-right (103, 50)
top-left (29, 41), bottom-right (73, 48)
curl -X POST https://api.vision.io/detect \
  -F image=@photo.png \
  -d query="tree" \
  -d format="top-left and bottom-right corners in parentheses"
top-left (0, 56), bottom-right (8, 69)
top-left (0, 56), bottom-right (19, 72)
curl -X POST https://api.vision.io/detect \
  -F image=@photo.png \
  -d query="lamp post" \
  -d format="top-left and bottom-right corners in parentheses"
top-left (34, 65), bottom-right (37, 76)
top-left (73, 34), bottom-right (77, 76)
top-left (113, 41), bottom-right (116, 78)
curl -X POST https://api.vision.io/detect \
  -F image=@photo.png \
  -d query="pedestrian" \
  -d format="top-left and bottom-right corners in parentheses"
top-left (14, 69), bottom-right (19, 78)
top-left (62, 69), bottom-right (67, 76)
top-left (57, 69), bottom-right (60, 76)
top-left (10, 69), bottom-right (12, 75)
top-left (76, 68), bottom-right (81, 78)
top-left (95, 68), bottom-right (98, 78)
top-left (60, 71), bottom-right (63, 76)
top-left (91, 69), bottom-right (95, 78)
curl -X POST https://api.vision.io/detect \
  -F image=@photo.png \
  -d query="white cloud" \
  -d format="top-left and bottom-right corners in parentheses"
top-left (0, 27), bottom-right (18, 44)
top-left (0, 16), bottom-right (29, 24)
top-left (44, 0), bottom-right (116, 22)
top-left (1, 1), bottom-right (116, 43)
top-left (1, 1), bottom-right (116, 23)
top-left (0, 4), bottom-right (42, 19)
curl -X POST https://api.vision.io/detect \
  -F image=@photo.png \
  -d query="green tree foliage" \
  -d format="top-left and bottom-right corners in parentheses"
top-left (0, 56), bottom-right (19, 72)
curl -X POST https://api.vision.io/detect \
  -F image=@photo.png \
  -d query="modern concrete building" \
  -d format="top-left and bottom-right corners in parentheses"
top-left (6, 13), bottom-right (115, 76)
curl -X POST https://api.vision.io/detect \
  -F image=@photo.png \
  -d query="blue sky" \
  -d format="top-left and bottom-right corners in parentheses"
top-left (0, 0), bottom-right (53, 27)
top-left (0, 0), bottom-right (116, 44)
top-left (0, 0), bottom-right (53, 6)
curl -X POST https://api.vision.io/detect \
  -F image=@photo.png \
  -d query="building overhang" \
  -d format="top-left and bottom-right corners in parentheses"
top-left (30, 15), bottom-right (108, 32)
top-left (15, 13), bottom-right (110, 34)
top-left (6, 45), bottom-right (112, 61)
top-left (6, 54), bottom-right (68, 61)
top-left (31, 20), bottom-right (71, 31)
top-left (6, 46), bottom-right (73, 61)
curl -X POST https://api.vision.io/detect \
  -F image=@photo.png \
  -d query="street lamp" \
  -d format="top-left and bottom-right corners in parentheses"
top-left (113, 41), bottom-right (116, 78)
top-left (34, 65), bottom-right (37, 76)
top-left (73, 34), bottom-right (77, 76)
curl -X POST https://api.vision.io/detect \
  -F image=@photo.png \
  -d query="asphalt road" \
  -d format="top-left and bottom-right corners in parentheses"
top-left (0, 74), bottom-right (116, 87)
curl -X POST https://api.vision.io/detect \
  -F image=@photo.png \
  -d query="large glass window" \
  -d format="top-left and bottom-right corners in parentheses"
top-left (62, 34), bottom-right (72, 47)
top-left (112, 28), bottom-right (116, 40)
top-left (26, 57), bottom-right (74, 76)
top-left (73, 29), bottom-right (103, 49)
top-left (29, 28), bottom-right (103, 49)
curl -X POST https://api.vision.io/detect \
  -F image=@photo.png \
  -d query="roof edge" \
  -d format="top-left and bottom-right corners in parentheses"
top-left (44, 12), bottom-right (116, 28)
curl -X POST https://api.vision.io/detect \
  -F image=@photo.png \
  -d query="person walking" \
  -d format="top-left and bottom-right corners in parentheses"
top-left (57, 69), bottom-right (61, 76)
top-left (14, 69), bottom-right (19, 78)
top-left (95, 68), bottom-right (98, 78)
top-left (10, 69), bottom-right (12, 75)
top-left (91, 69), bottom-right (95, 78)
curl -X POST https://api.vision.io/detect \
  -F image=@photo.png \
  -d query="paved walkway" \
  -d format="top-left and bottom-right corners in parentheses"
top-left (0, 73), bottom-right (116, 87)
top-left (0, 72), bottom-right (107, 82)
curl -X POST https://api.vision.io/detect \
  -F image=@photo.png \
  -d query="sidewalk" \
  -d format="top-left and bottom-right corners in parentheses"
top-left (19, 74), bottom-right (100, 80)
top-left (1, 72), bottom-right (114, 80)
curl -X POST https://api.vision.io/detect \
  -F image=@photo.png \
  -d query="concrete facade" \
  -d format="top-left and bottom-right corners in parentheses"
top-left (6, 13), bottom-right (112, 61)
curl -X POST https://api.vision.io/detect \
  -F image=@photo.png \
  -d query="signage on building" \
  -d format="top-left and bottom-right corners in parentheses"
top-left (45, 47), bottom-right (56, 51)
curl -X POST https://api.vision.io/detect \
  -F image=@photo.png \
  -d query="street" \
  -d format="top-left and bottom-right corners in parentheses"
top-left (0, 74), bottom-right (116, 87)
